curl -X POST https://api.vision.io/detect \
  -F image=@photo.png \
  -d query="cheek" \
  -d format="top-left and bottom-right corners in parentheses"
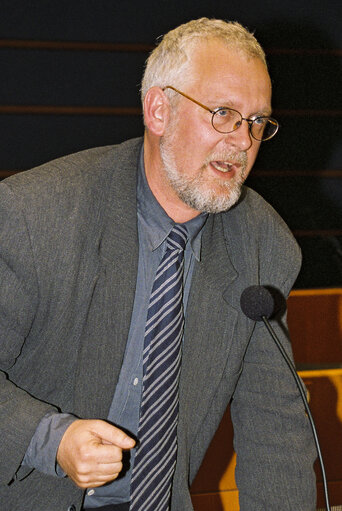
top-left (180, 122), bottom-right (211, 148)
top-left (170, 114), bottom-right (224, 171)
top-left (174, 129), bottom-right (214, 166)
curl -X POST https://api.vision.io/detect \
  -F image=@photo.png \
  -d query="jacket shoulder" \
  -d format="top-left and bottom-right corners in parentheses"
top-left (1, 137), bottom-right (143, 202)
top-left (0, 138), bottom-right (142, 228)
top-left (221, 186), bottom-right (301, 293)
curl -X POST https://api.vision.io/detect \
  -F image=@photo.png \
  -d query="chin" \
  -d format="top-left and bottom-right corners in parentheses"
top-left (180, 184), bottom-right (242, 214)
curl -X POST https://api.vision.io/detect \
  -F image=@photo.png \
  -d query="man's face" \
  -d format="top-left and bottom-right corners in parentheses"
top-left (159, 41), bottom-right (272, 214)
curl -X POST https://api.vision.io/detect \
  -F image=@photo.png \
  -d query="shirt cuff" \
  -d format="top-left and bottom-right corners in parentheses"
top-left (22, 410), bottom-right (78, 477)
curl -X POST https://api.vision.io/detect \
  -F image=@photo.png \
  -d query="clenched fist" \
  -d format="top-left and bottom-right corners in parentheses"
top-left (57, 419), bottom-right (135, 488)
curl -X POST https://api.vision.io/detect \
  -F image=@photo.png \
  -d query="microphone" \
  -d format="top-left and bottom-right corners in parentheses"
top-left (240, 285), bottom-right (275, 321)
top-left (240, 285), bottom-right (331, 511)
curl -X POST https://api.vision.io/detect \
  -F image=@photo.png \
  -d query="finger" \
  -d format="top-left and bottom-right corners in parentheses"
top-left (71, 461), bottom-right (123, 488)
top-left (89, 442), bottom-right (125, 464)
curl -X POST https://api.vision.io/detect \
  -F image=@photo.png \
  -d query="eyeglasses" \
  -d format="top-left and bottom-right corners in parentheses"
top-left (163, 85), bottom-right (279, 142)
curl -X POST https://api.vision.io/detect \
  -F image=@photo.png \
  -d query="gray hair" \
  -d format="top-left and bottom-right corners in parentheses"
top-left (141, 17), bottom-right (267, 105)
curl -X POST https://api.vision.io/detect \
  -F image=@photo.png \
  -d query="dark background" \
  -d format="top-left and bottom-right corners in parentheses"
top-left (1, 0), bottom-right (341, 288)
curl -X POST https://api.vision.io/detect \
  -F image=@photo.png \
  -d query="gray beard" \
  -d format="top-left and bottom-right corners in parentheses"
top-left (160, 136), bottom-right (247, 214)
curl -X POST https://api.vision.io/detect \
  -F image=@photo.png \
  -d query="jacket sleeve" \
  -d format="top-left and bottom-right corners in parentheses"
top-left (230, 202), bottom-right (317, 510)
top-left (0, 183), bottom-right (58, 484)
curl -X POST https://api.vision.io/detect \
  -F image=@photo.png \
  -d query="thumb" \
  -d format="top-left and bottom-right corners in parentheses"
top-left (95, 421), bottom-right (136, 449)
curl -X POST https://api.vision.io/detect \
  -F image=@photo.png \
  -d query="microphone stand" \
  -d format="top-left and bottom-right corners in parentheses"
top-left (262, 315), bottom-right (331, 511)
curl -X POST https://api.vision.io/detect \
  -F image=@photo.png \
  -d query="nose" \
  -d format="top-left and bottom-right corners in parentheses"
top-left (226, 119), bottom-right (253, 151)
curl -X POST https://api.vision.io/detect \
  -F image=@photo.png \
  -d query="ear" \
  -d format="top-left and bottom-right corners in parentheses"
top-left (143, 87), bottom-right (170, 136)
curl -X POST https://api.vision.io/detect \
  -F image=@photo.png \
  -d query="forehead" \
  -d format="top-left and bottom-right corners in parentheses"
top-left (188, 40), bottom-right (272, 111)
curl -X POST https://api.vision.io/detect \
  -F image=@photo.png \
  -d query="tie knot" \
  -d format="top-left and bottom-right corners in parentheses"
top-left (167, 224), bottom-right (188, 252)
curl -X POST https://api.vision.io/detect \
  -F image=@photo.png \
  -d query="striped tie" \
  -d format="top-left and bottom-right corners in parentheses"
top-left (130, 224), bottom-right (188, 511)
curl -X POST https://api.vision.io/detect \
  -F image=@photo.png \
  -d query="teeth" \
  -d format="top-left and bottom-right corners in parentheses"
top-left (212, 161), bottom-right (233, 173)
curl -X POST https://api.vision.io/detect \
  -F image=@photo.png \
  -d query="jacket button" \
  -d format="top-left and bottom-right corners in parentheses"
top-left (67, 506), bottom-right (76, 511)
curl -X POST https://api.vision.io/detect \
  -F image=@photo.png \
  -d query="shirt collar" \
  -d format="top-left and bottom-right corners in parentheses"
top-left (137, 146), bottom-right (207, 261)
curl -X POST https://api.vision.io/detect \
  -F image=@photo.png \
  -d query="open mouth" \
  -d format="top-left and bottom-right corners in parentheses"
top-left (211, 161), bottom-right (235, 173)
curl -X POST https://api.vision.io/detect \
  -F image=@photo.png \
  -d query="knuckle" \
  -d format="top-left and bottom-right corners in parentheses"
top-left (76, 480), bottom-right (89, 489)
top-left (115, 461), bottom-right (123, 474)
top-left (73, 473), bottom-right (91, 488)
top-left (113, 446), bottom-right (123, 461)
top-left (79, 445), bottom-right (92, 462)
top-left (74, 460), bottom-right (90, 477)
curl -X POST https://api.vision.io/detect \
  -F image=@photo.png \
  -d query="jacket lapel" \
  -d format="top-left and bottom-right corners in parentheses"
top-left (179, 210), bottom-right (251, 433)
top-left (73, 139), bottom-right (142, 419)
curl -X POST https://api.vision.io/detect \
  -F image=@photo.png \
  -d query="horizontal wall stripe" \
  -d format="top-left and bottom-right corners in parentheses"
top-left (0, 105), bottom-right (142, 115)
top-left (1, 39), bottom-right (341, 56)
top-left (267, 48), bottom-right (342, 56)
top-left (275, 109), bottom-right (342, 117)
top-left (293, 230), bottom-right (342, 237)
top-left (0, 39), bottom-right (154, 52)
top-left (253, 170), bottom-right (342, 177)
top-left (1, 105), bottom-right (340, 117)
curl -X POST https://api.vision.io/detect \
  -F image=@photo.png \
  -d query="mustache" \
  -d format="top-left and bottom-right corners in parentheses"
top-left (204, 151), bottom-right (248, 168)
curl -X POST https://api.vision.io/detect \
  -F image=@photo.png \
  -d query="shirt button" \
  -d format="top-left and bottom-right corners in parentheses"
top-left (133, 377), bottom-right (139, 386)
top-left (87, 489), bottom-right (95, 496)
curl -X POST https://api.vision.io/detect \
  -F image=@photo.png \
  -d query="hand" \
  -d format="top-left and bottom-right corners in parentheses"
top-left (56, 419), bottom-right (135, 488)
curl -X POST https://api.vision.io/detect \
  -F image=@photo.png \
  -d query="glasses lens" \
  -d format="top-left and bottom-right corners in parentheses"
top-left (212, 108), bottom-right (242, 134)
top-left (251, 118), bottom-right (279, 141)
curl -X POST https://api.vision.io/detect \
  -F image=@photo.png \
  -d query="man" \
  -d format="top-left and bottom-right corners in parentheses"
top-left (0, 18), bottom-right (316, 511)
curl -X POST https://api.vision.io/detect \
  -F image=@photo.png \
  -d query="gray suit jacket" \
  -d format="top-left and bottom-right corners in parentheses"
top-left (0, 138), bottom-right (316, 510)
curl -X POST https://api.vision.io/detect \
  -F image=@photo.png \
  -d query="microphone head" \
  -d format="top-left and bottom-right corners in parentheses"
top-left (240, 285), bottom-right (275, 321)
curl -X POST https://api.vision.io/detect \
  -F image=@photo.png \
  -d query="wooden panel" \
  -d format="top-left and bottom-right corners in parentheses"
top-left (190, 405), bottom-right (238, 510)
top-left (304, 369), bottom-right (342, 508)
top-left (190, 405), bottom-right (235, 493)
top-left (287, 289), bottom-right (342, 365)
top-left (191, 490), bottom-right (239, 511)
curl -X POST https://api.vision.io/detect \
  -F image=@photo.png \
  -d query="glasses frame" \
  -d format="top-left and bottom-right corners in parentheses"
top-left (163, 85), bottom-right (279, 142)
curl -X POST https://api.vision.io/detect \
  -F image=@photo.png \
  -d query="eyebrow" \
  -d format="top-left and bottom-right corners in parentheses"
top-left (208, 97), bottom-right (273, 118)
top-left (215, 103), bottom-right (273, 118)
top-left (251, 108), bottom-right (273, 118)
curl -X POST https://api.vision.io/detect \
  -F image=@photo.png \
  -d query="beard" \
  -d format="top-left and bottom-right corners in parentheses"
top-left (159, 127), bottom-right (248, 214)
